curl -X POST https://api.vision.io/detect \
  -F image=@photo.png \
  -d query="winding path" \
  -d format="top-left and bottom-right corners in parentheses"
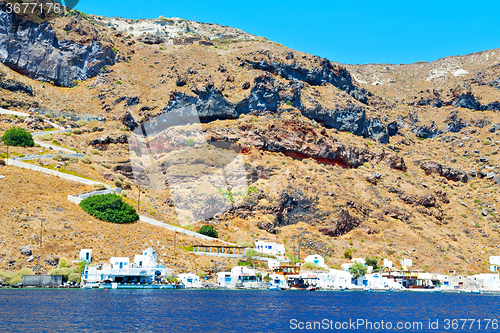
top-left (1, 108), bottom-right (231, 245)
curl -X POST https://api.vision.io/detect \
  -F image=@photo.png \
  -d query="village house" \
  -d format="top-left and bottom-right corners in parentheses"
top-left (81, 247), bottom-right (173, 289)
top-left (255, 240), bottom-right (285, 256)
top-left (178, 273), bottom-right (202, 288)
top-left (490, 256), bottom-right (500, 272)
top-left (303, 254), bottom-right (327, 268)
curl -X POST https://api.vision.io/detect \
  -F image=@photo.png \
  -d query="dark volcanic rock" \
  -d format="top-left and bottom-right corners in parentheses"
top-left (246, 56), bottom-right (368, 104)
top-left (483, 101), bottom-right (500, 111)
top-left (158, 76), bottom-right (393, 142)
top-left (208, 119), bottom-right (406, 170)
top-left (420, 161), bottom-right (468, 182)
top-left (319, 210), bottom-right (360, 237)
top-left (90, 134), bottom-right (128, 146)
top-left (412, 121), bottom-right (442, 139)
top-left (140, 33), bottom-right (166, 45)
top-left (445, 111), bottom-right (469, 133)
top-left (454, 93), bottom-right (481, 111)
top-left (0, 5), bottom-right (115, 87)
top-left (302, 103), bottom-right (390, 143)
top-left (114, 96), bottom-right (140, 107)
top-left (119, 112), bottom-right (138, 131)
top-left (0, 74), bottom-right (33, 95)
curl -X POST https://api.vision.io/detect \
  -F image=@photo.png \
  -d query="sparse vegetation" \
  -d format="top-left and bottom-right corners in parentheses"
top-left (197, 225), bottom-right (218, 238)
top-left (1, 127), bottom-right (34, 147)
top-left (79, 193), bottom-right (139, 224)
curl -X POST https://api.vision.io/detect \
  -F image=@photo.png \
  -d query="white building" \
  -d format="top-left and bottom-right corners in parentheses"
top-left (79, 249), bottom-right (92, 264)
top-left (304, 254), bottom-right (327, 268)
top-left (255, 240), bottom-right (285, 256)
top-left (490, 256), bottom-right (500, 272)
top-left (178, 273), bottom-right (202, 288)
top-left (230, 266), bottom-right (258, 286)
top-left (81, 247), bottom-right (172, 288)
top-left (316, 269), bottom-right (354, 289)
top-left (217, 272), bottom-right (233, 288)
top-left (400, 259), bottom-right (413, 268)
top-left (356, 273), bottom-right (405, 290)
top-left (383, 259), bottom-right (393, 269)
top-left (269, 273), bottom-right (288, 289)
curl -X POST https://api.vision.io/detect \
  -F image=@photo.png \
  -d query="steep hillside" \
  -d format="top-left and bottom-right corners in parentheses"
top-left (0, 9), bottom-right (499, 275)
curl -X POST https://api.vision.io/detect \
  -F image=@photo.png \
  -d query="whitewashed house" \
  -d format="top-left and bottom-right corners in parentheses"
top-left (383, 259), bottom-right (393, 269)
top-left (255, 241), bottom-right (285, 256)
top-left (316, 269), bottom-right (354, 289)
top-left (356, 273), bottom-right (405, 290)
top-left (178, 273), bottom-right (202, 288)
top-left (81, 247), bottom-right (172, 288)
top-left (400, 259), bottom-right (413, 268)
top-left (79, 249), bottom-right (92, 264)
top-left (230, 266), bottom-right (258, 287)
top-left (304, 254), bottom-right (327, 268)
top-left (217, 272), bottom-right (233, 288)
top-left (490, 256), bottom-right (500, 272)
top-left (467, 274), bottom-right (500, 291)
top-left (269, 273), bottom-right (288, 289)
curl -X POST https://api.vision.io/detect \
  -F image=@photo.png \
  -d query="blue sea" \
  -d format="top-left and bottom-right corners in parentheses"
top-left (0, 289), bottom-right (499, 332)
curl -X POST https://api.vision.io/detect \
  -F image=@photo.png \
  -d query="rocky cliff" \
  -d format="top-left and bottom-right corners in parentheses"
top-left (0, 5), bottom-right (115, 87)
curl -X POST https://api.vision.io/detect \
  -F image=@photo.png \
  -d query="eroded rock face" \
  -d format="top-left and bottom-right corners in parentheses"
top-left (0, 74), bottom-right (33, 95)
top-left (209, 118), bottom-right (406, 170)
top-left (420, 161), bottom-right (468, 182)
top-left (318, 210), bottom-right (360, 237)
top-left (245, 54), bottom-right (368, 104)
top-left (161, 76), bottom-right (394, 143)
top-left (0, 6), bottom-right (115, 87)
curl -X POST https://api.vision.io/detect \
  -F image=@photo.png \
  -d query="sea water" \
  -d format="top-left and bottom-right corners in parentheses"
top-left (0, 289), bottom-right (499, 332)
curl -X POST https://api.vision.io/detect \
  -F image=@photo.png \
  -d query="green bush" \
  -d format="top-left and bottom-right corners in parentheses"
top-left (38, 133), bottom-right (53, 141)
top-left (365, 256), bottom-right (379, 270)
top-left (344, 248), bottom-right (353, 260)
top-left (197, 225), bottom-right (218, 238)
top-left (350, 262), bottom-right (367, 279)
top-left (245, 249), bottom-right (276, 259)
top-left (1, 126), bottom-right (34, 147)
top-left (80, 155), bottom-right (91, 164)
top-left (72, 129), bottom-right (82, 135)
top-left (114, 179), bottom-right (122, 187)
top-left (0, 268), bottom-right (34, 285)
top-left (68, 272), bottom-right (81, 284)
top-left (58, 257), bottom-right (71, 268)
top-left (301, 262), bottom-right (322, 270)
top-left (186, 138), bottom-right (195, 147)
top-left (48, 267), bottom-right (73, 280)
top-left (93, 184), bottom-right (107, 191)
top-left (79, 193), bottom-right (139, 224)
top-left (76, 120), bottom-right (87, 127)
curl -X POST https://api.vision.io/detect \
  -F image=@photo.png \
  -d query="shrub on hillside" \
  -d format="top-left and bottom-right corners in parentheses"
top-left (58, 257), bottom-right (71, 268)
top-left (301, 262), bottom-right (322, 271)
top-left (0, 268), bottom-right (34, 285)
top-left (48, 267), bottom-right (73, 280)
top-left (1, 126), bottom-right (34, 147)
top-left (79, 193), bottom-right (139, 224)
top-left (197, 225), bottom-right (218, 238)
top-left (72, 129), bottom-right (82, 135)
top-left (38, 133), bottom-right (53, 141)
top-left (68, 272), bottom-right (81, 284)
top-left (80, 155), bottom-right (91, 164)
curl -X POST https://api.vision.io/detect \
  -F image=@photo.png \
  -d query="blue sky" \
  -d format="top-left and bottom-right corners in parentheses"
top-left (77, 0), bottom-right (500, 65)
